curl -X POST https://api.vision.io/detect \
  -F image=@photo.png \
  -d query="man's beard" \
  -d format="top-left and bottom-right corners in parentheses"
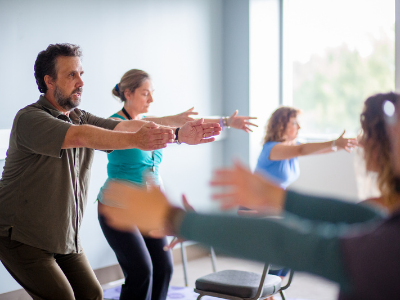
top-left (54, 86), bottom-right (82, 111)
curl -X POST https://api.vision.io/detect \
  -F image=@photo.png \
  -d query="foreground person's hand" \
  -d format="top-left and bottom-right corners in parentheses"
top-left (164, 194), bottom-right (194, 251)
top-left (211, 161), bottom-right (285, 213)
top-left (100, 180), bottom-right (172, 235)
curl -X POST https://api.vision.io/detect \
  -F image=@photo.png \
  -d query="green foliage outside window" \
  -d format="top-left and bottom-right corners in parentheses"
top-left (293, 31), bottom-right (394, 136)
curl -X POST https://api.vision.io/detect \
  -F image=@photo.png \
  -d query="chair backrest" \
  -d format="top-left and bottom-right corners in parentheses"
top-left (194, 263), bottom-right (286, 300)
top-left (251, 263), bottom-right (270, 300)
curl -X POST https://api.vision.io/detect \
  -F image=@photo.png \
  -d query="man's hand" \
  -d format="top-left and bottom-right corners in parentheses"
top-left (210, 161), bottom-right (286, 213)
top-left (133, 122), bottom-right (175, 150)
top-left (100, 180), bottom-right (172, 234)
top-left (179, 119), bottom-right (221, 145)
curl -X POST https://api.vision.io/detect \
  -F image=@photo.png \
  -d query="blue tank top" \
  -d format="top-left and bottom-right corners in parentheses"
top-left (97, 113), bottom-right (162, 203)
top-left (255, 141), bottom-right (300, 189)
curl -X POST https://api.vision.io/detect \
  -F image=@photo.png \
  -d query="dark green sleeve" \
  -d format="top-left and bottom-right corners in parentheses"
top-left (178, 211), bottom-right (351, 289)
top-left (284, 190), bottom-right (385, 224)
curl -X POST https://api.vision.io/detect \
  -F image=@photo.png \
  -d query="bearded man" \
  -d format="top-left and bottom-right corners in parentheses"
top-left (0, 43), bottom-right (220, 300)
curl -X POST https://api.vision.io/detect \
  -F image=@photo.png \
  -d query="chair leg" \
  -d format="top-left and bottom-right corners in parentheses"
top-left (279, 290), bottom-right (286, 300)
top-left (210, 247), bottom-right (217, 272)
top-left (181, 242), bottom-right (189, 287)
top-left (196, 294), bottom-right (203, 300)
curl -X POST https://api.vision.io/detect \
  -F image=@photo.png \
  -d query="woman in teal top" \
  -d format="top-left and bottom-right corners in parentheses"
top-left (98, 69), bottom-right (258, 300)
top-left (105, 113), bottom-right (162, 186)
top-left (97, 69), bottom-right (175, 300)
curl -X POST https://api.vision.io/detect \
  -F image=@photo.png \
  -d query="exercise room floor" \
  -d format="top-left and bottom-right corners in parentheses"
top-left (169, 254), bottom-right (339, 300)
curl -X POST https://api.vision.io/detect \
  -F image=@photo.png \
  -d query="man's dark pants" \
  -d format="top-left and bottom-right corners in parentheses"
top-left (0, 231), bottom-right (102, 300)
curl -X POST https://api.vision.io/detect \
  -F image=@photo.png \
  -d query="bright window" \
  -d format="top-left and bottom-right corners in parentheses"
top-left (283, 0), bottom-right (395, 137)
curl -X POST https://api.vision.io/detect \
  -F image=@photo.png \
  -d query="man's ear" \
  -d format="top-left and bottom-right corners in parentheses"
top-left (44, 75), bottom-right (55, 91)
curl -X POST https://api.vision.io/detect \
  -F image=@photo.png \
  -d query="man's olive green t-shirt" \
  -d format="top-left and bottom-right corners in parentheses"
top-left (0, 96), bottom-right (120, 254)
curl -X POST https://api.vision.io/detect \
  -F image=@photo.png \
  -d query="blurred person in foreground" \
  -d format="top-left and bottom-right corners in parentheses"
top-left (99, 92), bottom-right (400, 299)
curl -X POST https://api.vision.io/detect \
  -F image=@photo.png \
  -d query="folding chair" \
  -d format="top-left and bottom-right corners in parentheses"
top-left (180, 242), bottom-right (217, 287)
top-left (194, 263), bottom-right (294, 300)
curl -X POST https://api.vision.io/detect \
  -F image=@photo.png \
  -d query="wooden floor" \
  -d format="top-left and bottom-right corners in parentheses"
top-left (170, 251), bottom-right (339, 300)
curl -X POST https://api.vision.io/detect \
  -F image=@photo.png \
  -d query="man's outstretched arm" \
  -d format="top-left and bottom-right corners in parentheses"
top-left (62, 122), bottom-right (174, 151)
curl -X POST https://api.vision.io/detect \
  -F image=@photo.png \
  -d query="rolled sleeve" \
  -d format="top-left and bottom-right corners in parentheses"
top-left (15, 110), bottom-right (72, 158)
top-left (285, 191), bottom-right (385, 224)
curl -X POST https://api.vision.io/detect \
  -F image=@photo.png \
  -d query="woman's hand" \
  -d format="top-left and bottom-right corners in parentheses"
top-left (164, 194), bottom-right (194, 251)
top-left (168, 107), bottom-right (199, 127)
top-left (335, 130), bottom-right (358, 152)
top-left (227, 110), bottom-right (258, 133)
top-left (179, 119), bottom-right (221, 144)
top-left (210, 161), bottom-right (286, 213)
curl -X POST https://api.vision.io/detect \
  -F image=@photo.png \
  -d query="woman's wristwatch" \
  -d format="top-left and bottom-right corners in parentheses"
top-left (175, 128), bottom-right (181, 144)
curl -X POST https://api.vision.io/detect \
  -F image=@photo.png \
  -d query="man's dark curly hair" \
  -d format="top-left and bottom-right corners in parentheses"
top-left (34, 43), bottom-right (82, 93)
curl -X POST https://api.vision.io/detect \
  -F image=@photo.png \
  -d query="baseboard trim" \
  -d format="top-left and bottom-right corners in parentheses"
top-left (0, 243), bottom-right (209, 299)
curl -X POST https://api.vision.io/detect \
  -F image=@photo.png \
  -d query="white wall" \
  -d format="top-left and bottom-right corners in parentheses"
top-left (249, 0), bottom-right (280, 170)
top-left (0, 0), bottom-right (223, 294)
top-left (290, 152), bottom-right (359, 201)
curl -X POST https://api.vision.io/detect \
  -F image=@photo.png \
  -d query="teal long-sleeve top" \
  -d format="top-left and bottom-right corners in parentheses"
top-left (177, 191), bottom-right (385, 292)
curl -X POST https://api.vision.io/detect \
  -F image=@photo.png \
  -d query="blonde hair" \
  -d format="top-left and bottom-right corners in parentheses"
top-left (263, 106), bottom-right (300, 144)
top-left (360, 92), bottom-right (399, 210)
top-left (112, 69), bottom-right (150, 102)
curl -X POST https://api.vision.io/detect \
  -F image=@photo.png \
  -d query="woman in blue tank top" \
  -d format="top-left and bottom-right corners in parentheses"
top-left (97, 69), bottom-right (257, 300)
top-left (256, 106), bottom-right (357, 188)
top-left (254, 106), bottom-right (357, 287)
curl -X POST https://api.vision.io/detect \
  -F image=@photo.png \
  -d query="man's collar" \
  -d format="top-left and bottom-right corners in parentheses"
top-left (37, 95), bottom-right (82, 122)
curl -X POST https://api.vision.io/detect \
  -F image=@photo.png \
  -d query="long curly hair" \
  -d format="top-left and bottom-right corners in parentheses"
top-left (360, 92), bottom-right (399, 210)
top-left (263, 106), bottom-right (300, 144)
